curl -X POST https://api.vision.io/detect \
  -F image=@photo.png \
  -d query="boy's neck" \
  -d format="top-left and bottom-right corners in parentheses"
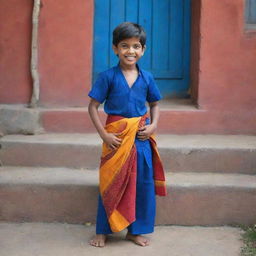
top-left (119, 62), bottom-right (138, 72)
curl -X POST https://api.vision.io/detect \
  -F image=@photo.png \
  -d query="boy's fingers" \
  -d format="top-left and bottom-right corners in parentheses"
top-left (137, 133), bottom-right (149, 139)
top-left (113, 133), bottom-right (122, 142)
top-left (110, 144), bottom-right (116, 149)
top-left (113, 139), bottom-right (121, 146)
top-left (113, 139), bottom-right (121, 144)
top-left (138, 131), bottom-right (148, 136)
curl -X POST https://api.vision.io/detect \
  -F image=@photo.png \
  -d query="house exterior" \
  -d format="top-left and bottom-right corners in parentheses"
top-left (0, 0), bottom-right (256, 134)
top-left (0, 0), bottom-right (256, 226)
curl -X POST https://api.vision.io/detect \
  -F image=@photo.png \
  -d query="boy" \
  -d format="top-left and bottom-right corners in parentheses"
top-left (88, 22), bottom-right (166, 247)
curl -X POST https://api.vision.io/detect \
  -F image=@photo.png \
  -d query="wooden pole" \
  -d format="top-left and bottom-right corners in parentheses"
top-left (30, 0), bottom-right (41, 108)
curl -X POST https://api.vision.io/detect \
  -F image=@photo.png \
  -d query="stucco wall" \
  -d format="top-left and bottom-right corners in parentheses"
top-left (198, 0), bottom-right (256, 113)
top-left (0, 0), bottom-right (32, 104)
top-left (0, 0), bottom-right (256, 133)
top-left (39, 0), bottom-right (93, 106)
top-left (0, 0), bottom-right (93, 107)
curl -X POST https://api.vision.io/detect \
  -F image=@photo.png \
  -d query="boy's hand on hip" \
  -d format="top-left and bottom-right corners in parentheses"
top-left (102, 133), bottom-right (122, 150)
top-left (137, 124), bottom-right (156, 141)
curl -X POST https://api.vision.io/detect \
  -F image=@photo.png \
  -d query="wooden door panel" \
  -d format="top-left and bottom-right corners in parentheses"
top-left (93, 0), bottom-right (191, 97)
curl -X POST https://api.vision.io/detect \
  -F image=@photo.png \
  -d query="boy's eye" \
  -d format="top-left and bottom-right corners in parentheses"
top-left (120, 44), bottom-right (128, 49)
top-left (119, 44), bottom-right (142, 49)
top-left (133, 44), bottom-right (141, 49)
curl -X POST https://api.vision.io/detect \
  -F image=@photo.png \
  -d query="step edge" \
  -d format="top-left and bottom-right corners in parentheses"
top-left (1, 168), bottom-right (255, 188)
top-left (1, 135), bottom-right (256, 149)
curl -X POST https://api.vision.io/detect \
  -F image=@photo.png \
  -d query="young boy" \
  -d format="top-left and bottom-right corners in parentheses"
top-left (88, 22), bottom-right (166, 247)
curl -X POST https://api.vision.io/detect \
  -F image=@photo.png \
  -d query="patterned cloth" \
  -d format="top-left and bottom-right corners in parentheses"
top-left (99, 114), bottom-right (166, 232)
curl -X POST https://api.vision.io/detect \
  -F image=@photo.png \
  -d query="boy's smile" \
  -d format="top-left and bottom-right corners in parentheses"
top-left (113, 37), bottom-right (146, 69)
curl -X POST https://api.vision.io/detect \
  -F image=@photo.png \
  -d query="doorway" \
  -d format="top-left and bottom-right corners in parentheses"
top-left (93, 0), bottom-right (191, 98)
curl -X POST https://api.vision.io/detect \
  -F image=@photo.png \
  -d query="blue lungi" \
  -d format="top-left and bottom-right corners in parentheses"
top-left (96, 137), bottom-right (156, 235)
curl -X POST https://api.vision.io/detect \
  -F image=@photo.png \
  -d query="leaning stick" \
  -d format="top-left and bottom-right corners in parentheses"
top-left (30, 0), bottom-right (41, 108)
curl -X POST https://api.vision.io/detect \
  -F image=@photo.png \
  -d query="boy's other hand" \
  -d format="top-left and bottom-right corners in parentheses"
top-left (137, 124), bottom-right (156, 141)
top-left (102, 132), bottom-right (122, 150)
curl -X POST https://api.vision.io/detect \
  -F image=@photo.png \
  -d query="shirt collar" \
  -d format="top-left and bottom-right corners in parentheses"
top-left (117, 62), bottom-right (141, 76)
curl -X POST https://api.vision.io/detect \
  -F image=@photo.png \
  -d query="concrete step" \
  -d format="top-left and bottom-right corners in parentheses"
top-left (39, 99), bottom-right (256, 134)
top-left (0, 166), bottom-right (256, 226)
top-left (2, 103), bottom-right (256, 135)
top-left (40, 101), bottom-right (210, 134)
top-left (1, 101), bottom-right (205, 135)
top-left (1, 134), bottom-right (256, 174)
top-left (0, 222), bottom-right (243, 256)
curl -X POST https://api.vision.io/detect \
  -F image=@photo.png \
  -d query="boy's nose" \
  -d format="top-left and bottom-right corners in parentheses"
top-left (127, 47), bottom-right (135, 53)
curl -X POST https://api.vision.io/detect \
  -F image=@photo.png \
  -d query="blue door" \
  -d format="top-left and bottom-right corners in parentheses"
top-left (93, 0), bottom-right (191, 98)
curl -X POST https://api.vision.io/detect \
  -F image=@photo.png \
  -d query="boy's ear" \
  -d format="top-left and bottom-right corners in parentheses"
top-left (142, 45), bottom-right (146, 55)
top-left (112, 44), bottom-right (118, 55)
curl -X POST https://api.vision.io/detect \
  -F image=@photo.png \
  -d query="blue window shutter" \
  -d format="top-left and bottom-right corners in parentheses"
top-left (245, 0), bottom-right (256, 24)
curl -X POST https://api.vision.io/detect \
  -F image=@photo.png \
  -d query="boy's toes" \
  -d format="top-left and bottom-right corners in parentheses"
top-left (137, 238), bottom-right (146, 246)
top-left (89, 235), bottom-right (106, 247)
top-left (90, 239), bottom-right (98, 247)
top-left (89, 240), bottom-right (96, 246)
top-left (140, 239), bottom-right (149, 247)
top-left (126, 233), bottom-right (150, 246)
top-left (99, 240), bottom-right (105, 247)
top-left (90, 240), bottom-right (101, 247)
top-left (144, 239), bottom-right (150, 246)
top-left (139, 241), bottom-right (146, 246)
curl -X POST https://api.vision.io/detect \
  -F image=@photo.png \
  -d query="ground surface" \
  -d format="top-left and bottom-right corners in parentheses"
top-left (0, 223), bottom-right (244, 256)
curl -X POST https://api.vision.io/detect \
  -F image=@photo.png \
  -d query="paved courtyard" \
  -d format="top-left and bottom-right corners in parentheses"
top-left (0, 223), bottom-right (244, 256)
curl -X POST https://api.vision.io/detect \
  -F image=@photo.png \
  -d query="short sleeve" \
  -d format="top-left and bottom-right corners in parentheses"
top-left (88, 72), bottom-right (109, 104)
top-left (146, 74), bottom-right (162, 102)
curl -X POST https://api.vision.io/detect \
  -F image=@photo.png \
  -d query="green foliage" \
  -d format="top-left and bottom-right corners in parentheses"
top-left (241, 225), bottom-right (256, 256)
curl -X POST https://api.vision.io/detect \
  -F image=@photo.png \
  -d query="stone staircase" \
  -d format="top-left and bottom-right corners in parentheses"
top-left (0, 131), bottom-right (256, 226)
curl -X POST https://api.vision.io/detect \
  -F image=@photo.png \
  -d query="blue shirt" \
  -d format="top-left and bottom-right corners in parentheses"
top-left (88, 64), bottom-right (162, 118)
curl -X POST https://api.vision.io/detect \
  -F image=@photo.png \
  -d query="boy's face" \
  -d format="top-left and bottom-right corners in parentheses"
top-left (112, 37), bottom-right (145, 68)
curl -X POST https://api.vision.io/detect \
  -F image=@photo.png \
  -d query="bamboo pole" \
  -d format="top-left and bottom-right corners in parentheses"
top-left (30, 0), bottom-right (41, 108)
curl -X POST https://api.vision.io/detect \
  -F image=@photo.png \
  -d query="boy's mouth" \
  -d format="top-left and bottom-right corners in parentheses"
top-left (125, 56), bottom-right (136, 61)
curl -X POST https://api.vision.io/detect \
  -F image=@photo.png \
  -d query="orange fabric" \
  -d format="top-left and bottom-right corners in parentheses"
top-left (99, 115), bottom-right (167, 232)
top-left (109, 209), bottom-right (130, 232)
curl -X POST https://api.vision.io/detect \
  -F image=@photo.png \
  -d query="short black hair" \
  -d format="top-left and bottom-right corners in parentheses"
top-left (112, 22), bottom-right (146, 48)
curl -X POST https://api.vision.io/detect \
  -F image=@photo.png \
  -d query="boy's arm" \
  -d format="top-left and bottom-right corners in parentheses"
top-left (88, 98), bottom-right (122, 149)
top-left (137, 101), bottom-right (160, 141)
top-left (148, 101), bottom-right (160, 129)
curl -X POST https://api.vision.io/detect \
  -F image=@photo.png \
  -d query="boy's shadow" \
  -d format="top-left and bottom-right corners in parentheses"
top-left (104, 231), bottom-right (128, 245)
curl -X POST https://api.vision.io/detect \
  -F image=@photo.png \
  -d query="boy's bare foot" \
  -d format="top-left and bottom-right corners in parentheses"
top-left (125, 232), bottom-right (150, 246)
top-left (89, 234), bottom-right (107, 247)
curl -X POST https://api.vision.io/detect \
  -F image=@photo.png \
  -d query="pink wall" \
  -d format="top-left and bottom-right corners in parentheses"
top-left (1, 0), bottom-right (256, 133)
top-left (0, 0), bottom-right (32, 104)
top-left (0, 0), bottom-right (93, 107)
top-left (39, 0), bottom-right (93, 107)
top-left (198, 0), bottom-right (256, 113)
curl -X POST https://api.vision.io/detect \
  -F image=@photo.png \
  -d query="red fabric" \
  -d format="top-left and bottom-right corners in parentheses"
top-left (100, 114), bottom-right (167, 232)
top-left (102, 144), bottom-right (137, 222)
